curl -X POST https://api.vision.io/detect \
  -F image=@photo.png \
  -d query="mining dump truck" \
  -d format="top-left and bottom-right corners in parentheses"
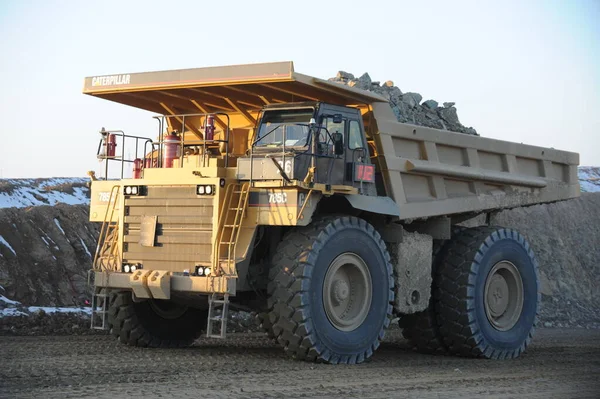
top-left (84, 61), bottom-right (579, 363)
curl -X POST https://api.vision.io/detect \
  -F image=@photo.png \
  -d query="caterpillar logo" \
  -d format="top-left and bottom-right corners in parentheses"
top-left (91, 74), bottom-right (131, 87)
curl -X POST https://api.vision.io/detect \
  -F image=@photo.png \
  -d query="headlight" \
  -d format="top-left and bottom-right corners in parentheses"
top-left (123, 264), bottom-right (131, 273)
top-left (196, 185), bottom-right (215, 196)
top-left (195, 265), bottom-right (204, 276)
top-left (124, 185), bottom-right (143, 196)
top-left (130, 264), bottom-right (137, 272)
top-left (204, 267), bottom-right (211, 276)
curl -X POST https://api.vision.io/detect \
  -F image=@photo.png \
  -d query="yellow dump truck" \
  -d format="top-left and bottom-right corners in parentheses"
top-left (84, 61), bottom-right (579, 363)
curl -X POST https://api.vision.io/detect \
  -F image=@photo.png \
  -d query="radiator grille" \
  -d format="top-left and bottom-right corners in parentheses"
top-left (122, 186), bottom-right (214, 271)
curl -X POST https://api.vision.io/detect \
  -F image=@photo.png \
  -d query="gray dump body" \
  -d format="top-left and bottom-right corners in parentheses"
top-left (368, 102), bottom-right (579, 220)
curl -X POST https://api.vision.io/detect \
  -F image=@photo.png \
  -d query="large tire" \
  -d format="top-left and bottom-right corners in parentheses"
top-left (268, 216), bottom-right (394, 364)
top-left (256, 311), bottom-right (276, 340)
top-left (108, 291), bottom-right (208, 348)
top-left (399, 239), bottom-right (447, 354)
top-left (400, 227), bottom-right (466, 354)
top-left (435, 227), bottom-right (539, 359)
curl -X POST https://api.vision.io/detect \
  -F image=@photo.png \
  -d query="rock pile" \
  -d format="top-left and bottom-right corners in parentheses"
top-left (329, 71), bottom-right (478, 135)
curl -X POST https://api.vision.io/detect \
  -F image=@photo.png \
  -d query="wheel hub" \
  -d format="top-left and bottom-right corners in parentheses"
top-left (323, 253), bottom-right (372, 332)
top-left (331, 279), bottom-right (350, 304)
top-left (487, 274), bottom-right (509, 316)
top-left (484, 261), bottom-right (524, 331)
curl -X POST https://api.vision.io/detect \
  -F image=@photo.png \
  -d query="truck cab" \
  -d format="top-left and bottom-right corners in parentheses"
top-left (238, 102), bottom-right (376, 195)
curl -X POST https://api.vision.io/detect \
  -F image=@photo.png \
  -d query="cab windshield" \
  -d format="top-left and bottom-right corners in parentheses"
top-left (254, 108), bottom-right (314, 148)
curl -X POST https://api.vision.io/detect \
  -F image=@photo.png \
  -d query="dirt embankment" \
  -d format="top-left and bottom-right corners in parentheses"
top-left (493, 193), bottom-right (600, 328)
top-left (0, 204), bottom-right (98, 306)
top-left (0, 195), bottom-right (599, 328)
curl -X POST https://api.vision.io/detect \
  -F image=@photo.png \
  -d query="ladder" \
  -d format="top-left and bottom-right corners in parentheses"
top-left (90, 288), bottom-right (109, 330)
top-left (207, 182), bottom-right (250, 338)
top-left (206, 293), bottom-right (230, 339)
top-left (93, 185), bottom-right (121, 271)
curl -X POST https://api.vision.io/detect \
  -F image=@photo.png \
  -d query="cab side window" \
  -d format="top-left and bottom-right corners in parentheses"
top-left (348, 120), bottom-right (363, 149)
top-left (321, 117), bottom-right (345, 144)
top-left (318, 117), bottom-right (345, 155)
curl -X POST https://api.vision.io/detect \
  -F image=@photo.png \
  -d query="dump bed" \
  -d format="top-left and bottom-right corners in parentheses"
top-left (370, 103), bottom-right (580, 220)
top-left (83, 61), bottom-right (580, 220)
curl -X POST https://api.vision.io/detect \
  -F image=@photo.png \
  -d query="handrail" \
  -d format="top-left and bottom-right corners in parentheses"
top-left (92, 185), bottom-right (121, 271)
top-left (152, 112), bottom-right (231, 168)
top-left (96, 111), bottom-right (232, 179)
top-left (96, 130), bottom-right (153, 179)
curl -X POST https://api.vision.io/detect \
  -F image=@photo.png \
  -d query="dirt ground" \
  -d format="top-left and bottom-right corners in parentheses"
top-left (0, 328), bottom-right (598, 399)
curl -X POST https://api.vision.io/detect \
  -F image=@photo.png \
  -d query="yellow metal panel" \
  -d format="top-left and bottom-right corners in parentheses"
top-left (96, 271), bottom-right (236, 295)
top-left (130, 270), bottom-right (153, 298)
top-left (147, 270), bottom-right (171, 300)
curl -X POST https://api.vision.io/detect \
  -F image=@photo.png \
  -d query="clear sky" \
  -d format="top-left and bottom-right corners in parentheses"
top-left (0, 0), bottom-right (598, 178)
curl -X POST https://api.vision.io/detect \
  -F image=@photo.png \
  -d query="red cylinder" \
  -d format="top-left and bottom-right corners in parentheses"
top-left (133, 158), bottom-right (143, 179)
top-left (106, 134), bottom-right (117, 157)
top-left (205, 115), bottom-right (215, 141)
top-left (163, 133), bottom-right (181, 168)
top-left (144, 157), bottom-right (153, 169)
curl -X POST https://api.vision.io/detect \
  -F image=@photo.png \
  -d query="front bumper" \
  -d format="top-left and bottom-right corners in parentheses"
top-left (92, 270), bottom-right (236, 299)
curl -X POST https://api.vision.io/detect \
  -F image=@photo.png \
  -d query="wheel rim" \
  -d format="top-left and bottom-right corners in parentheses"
top-left (148, 299), bottom-right (188, 320)
top-left (322, 252), bottom-right (372, 332)
top-left (484, 261), bottom-right (524, 331)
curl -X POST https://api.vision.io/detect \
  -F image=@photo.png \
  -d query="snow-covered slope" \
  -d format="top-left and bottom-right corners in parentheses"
top-left (579, 166), bottom-right (600, 193)
top-left (0, 178), bottom-right (89, 208)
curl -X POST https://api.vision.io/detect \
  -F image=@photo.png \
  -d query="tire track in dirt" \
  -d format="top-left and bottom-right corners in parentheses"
top-left (0, 329), bottom-right (598, 399)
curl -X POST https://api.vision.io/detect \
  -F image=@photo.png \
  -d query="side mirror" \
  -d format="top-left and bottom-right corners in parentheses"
top-left (333, 132), bottom-right (344, 155)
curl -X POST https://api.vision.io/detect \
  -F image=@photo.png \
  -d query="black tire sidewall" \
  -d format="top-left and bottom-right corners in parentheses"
top-left (133, 298), bottom-right (207, 341)
top-left (309, 224), bottom-right (391, 355)
top-left (474, 235), bottom-right (538, 350)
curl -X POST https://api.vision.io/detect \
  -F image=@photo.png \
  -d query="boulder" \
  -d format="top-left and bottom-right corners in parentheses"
top-left (336, 71), bottom-right (354, 81)
top-left (401, 92), bottom-right (422, 108)
top-left (422, 99), bottom-right (439, 109)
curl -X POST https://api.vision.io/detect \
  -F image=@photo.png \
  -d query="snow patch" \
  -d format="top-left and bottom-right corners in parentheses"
top-left (579, 166), bottom-right (600, 193)
top-left (0, 235), bottom-right (17, 256)
top-left (0, 308), bottom-right (28, 317)
top-left (0, 177), bottom-right (89, 209)
top-left (0, 294), bottom-right (20, 305)
top-left (28, 306), bottom-right (92, 315)
top-left (54, 218), bottom-right (66, 236)
top-left (78, 237), bottom-right (92, 258)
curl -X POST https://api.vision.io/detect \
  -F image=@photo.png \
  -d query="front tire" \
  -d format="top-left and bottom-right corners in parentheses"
top-left (435, 227), bottom-right (539, 359)
top-left (108, 291), bottom-right (208, 348)
top-left (268, 216), bottom-right (394, 364)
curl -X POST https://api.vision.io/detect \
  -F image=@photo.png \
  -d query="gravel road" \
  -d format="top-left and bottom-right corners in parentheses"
top-left (1, 328), bottom-right (598, 399)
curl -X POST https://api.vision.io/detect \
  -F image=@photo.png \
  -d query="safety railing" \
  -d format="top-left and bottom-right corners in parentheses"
top-left (95, 112), bottom-right (232, 179)
top-left (96, 129), bottom-right (153, 180)
top-left (152, 112), bottom-right (231, 168)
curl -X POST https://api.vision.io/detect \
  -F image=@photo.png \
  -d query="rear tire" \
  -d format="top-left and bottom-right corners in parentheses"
top-left (268, 216), bottom-right (394, 364)
top-left (108, 291), bottom-right (208, 348)
top-left (434, 227), bottom-right (539, 359)
top-left (400, 227), bottom-right (465, 354)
